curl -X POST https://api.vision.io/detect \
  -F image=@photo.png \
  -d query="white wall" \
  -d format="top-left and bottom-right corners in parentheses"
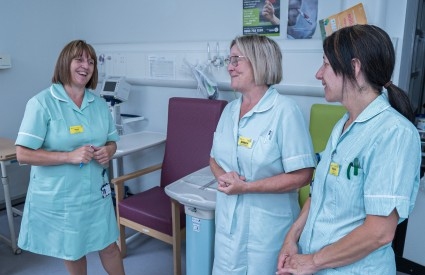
top-left (86, 0), bottom-right (409, 133)
top-left (76, 0), bottom-right (242, 44)
top-left (0, 1), bottom-right (74, 139)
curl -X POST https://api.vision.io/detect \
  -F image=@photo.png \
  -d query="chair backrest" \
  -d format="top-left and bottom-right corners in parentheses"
top-left (299, 103), bottom-right (346, 207)
top-left (160, 97), bottom-right (227, 187)
top-left (309, 103), bottom-right (347, 153)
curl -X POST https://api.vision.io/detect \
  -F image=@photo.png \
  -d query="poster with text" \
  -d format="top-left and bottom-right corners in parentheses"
top-left (319, 3), bottom-right (367, 40)
top-left (243, 0), bottom-right (281, 36)
top-left (287, 0), bottom-right (318, 39)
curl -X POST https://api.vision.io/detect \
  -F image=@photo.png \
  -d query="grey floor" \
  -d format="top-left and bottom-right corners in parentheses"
top-left (0, 204), bottom-right (186, 275)
top-left (0, 204), bottom-right (411, 275)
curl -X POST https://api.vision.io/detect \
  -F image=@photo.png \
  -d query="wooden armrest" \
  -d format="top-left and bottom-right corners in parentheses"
top-left (111, 163), bottom-right (163, 187)
top-left (112, 163), bottom-right (162, 204)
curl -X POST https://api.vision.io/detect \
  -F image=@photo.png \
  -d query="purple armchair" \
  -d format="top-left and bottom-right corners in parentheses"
top-left (111, 97), bottom-right (227, 275)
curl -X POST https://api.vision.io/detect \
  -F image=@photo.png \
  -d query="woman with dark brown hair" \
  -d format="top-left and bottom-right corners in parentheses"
top-left (277, 24), bottom-right (421, 275)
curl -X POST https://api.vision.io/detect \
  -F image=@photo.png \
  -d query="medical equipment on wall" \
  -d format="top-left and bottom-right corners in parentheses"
top-left (184, 59), bottom-right (218, 99)
top-left (207, 42), bottom-right (224, 68)
top-left (100, 76), bottom-right (131, 104)
top-left (100, 76), bottom-right (132, 135)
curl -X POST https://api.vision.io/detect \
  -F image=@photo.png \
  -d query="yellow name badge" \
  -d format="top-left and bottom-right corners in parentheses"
top-left (238, 136), bottom-right (253, 148)
top-left (69, 125), bottom-right (84, 134)
top-left (329, 162), bottom-right (340, 176)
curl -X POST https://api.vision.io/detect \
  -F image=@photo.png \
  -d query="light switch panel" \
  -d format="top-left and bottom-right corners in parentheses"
top-left (0, 54), bottom-right (12, 69)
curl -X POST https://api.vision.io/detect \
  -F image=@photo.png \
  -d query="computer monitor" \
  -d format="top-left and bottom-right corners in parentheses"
top-left (100, 76), bottom-right (131, 104)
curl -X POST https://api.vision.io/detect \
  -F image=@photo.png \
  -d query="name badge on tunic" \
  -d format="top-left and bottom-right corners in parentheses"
top-left (101, 183), bottom-right (112, 198)
top-left (69, 125), bottom-right (84, 134)
top-left (238, 136), bottom-right (253, 148)
top-left (100, 169), bottom-right (111, 198)
top-left (329, 162), bottom-right (340, 176)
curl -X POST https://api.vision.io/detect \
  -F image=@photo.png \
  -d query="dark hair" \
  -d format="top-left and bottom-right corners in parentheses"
top-left (52, 40), bottom-right (98, 90)
top-left (323, 24), bottom-right (414, 122)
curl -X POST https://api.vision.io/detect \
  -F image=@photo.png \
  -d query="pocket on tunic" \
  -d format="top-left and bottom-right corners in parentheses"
top-left (248, 206), bottom-right (292, 249)
top-left (29, 175), bottom-right (66, 210)
top-left (215, 192), bottom-right (237, 234)
top-left (251, 136), bottom-right (280, 168)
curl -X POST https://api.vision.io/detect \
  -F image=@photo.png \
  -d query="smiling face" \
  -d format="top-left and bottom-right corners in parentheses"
top-left (227, 45), bottom-right (255, 93)
top-left (316, 55), bottom-right (344, 102)
top-left (52, 40), bottom-right (99, 90)
top-left (69, 51), bottom-right (94, 89)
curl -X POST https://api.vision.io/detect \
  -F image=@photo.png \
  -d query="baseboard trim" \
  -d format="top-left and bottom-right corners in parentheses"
top-left (0, 197), bottom-right (25, 211)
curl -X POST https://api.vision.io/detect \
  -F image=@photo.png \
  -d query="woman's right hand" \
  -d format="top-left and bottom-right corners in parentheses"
top-left (16, 145), bottom-right (94, 166)
top-left (277, 240), bottom-right (299, 275)
top-left (262, 0), bottom-right (280, 25)
top-left (262, 0), bottom-right (274, 20)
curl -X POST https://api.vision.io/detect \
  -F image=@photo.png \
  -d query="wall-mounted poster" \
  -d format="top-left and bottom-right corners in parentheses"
top-left (287, 0), bottom-right (318, 39)
top-left (243, 0), bottom-right (281, 36)
top-left (319, 3), bottom-right (367, 40)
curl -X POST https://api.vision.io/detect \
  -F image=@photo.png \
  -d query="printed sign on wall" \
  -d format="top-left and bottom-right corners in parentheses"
top-left (243, 0), bottom-right (281, 36)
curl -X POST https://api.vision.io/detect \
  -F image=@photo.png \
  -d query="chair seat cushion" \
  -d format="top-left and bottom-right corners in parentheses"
top-left (119, 186), bottom-right (185, 236)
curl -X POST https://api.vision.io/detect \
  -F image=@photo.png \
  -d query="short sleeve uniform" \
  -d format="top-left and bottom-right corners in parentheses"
top-left (16, 84), bottom-right (119, 260)
top-left (211, 88), bottom-right (316, 275)
top-left (299, 95), bottom-right (421, 274)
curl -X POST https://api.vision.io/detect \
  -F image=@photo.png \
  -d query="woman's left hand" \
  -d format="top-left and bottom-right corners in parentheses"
top-left (92, 145), bottom-right (113, 166)
top-left (276, 253), bottom-right (318, 275)
top-left (217, 171), bottom-right (246, 195)
top-left (277, 240), bottom-right (299, 275)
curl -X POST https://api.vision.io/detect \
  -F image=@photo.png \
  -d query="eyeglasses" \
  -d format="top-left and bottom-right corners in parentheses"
top-left (224, 55), bottom-right (246, 67)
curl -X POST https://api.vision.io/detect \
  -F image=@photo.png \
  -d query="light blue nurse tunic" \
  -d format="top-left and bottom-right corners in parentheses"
top-left (16, 84), bottom-right (119, 260)
top-left (211, 88), bottom-right (316, 275)
top-left (299, 95), bottom-right (421, 274)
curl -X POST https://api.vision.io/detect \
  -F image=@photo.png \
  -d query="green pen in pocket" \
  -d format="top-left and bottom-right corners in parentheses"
top-left (347, 158), bottom-right (360, 180)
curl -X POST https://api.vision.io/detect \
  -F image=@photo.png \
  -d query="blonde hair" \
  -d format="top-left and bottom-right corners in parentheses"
top-left (230, 35), bottom-right (282, 86)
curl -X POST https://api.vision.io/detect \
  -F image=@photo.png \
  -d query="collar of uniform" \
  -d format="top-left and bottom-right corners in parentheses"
top-left (50, 83), bottom-right (95, 106)
top-left (354, 94), bottom-right (390, 123)
top-left (233, 87), bottom-right (278, 116)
